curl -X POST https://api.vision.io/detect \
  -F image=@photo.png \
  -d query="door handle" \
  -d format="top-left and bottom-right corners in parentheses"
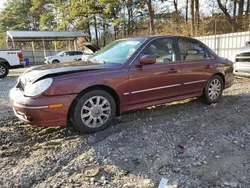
top-left (168, 68), bottom-right (178, 73)
top-left (204, 65), bottom-right (212, 69)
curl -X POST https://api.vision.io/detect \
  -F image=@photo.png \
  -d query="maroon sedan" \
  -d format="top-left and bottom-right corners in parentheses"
top-left (9, 36), bottom-right (234, 133)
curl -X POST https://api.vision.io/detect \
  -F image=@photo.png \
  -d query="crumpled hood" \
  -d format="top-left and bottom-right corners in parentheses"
top-left (20, 61), bottom-right (119, 84)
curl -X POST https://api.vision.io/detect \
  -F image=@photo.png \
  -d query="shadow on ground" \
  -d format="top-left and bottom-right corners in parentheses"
top-left (1, 92), bottom-right (250, 187)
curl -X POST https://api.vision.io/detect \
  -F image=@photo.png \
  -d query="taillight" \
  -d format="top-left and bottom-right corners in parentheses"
top-left (17, 52), bottom-right (23, 61)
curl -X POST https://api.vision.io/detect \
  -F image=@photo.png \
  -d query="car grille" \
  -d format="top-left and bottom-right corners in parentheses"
top-left (236, 58), bottom-right (250, 62)
top-left (237, 52), bottom-right (250, 57)
top-left (236, 53), bottom-right (250, 62)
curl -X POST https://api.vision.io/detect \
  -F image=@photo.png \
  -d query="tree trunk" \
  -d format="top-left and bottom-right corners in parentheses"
top-left (186, 0), bottom-right (188, 24)
top-left (93, 14), bottom-right (98, 46)
top-left (114, 25), bottom-right (117, 40)
top-left (86, 23), bottom-right (91, 42)
top-left (173, 0), bottom-right (178, 34)
top-left (127, 7), bottom-right (132, 35)
top-left (195, 0), bottom-right (200, 33)
top-left (217, 0), bottom-right (235, 29)
top-left (191, 0), bottom-right (195, 35)
top-left (103, 20), bottom-right (106, 46)
top-left (246, 0), bottom-right (250, 15)
top-left (233, 0), bottom-right (237, 17)
top-left (147, 0), bottom-right (155, 35)
top-left (238, 0), bottom-right (244, 16)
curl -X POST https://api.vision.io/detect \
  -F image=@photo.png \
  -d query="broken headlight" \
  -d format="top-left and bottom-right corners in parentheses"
top-left (24, 78), bottom-right (53, 98)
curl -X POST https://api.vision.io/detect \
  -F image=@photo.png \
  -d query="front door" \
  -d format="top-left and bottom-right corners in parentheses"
top-left (127, 37), bottom-right (182, 106)
top-left (177, 37), bottom-right (217, 95)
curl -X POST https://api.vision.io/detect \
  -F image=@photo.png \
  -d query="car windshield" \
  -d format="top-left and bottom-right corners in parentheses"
top-left (56, 52), bottom-right (64, 56)
top-left (89, 38), bottom-right (146, 64)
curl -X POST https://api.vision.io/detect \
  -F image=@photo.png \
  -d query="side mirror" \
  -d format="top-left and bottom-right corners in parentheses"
top-left (60, 54), bottom-right (64, 57)
top-left (139, 55), bottom-right (156, 65)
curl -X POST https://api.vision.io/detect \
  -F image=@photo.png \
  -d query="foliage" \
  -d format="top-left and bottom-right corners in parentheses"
top-left (0, 0), bottom-right (250, 49)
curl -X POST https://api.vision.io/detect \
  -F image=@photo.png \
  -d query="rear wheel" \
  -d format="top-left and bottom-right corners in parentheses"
top-left (0, 63), bottom-right (9, 78)
top-left (204, 75), bottom-right (223, 104)
top-left (70, 90), bottom-right (116, 133)
top-left (52, 60), bottom-right (60, 64)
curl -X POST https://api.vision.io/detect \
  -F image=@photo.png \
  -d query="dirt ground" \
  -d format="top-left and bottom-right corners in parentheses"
top-left (0, 68), bottom-right (250, 188)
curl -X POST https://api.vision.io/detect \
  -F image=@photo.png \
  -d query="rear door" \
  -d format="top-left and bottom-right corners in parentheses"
top-left (68, 51), bottom-right (78, 61)
top-left (76, 51), bottom-right (84, 60)
top-left (177, 37), bottom-right (217, 95)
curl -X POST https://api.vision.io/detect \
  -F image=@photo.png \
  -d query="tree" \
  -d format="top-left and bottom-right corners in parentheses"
top-left (217, 0), bottom-right (235, 31)
top-left (191, 0), bottom-right (195, 34)
top-left (246, 0), bottom-right (250, 15)
top-left (186, 0), bottom-right (188, 24)
top-left (238, 0), bottom-right (245, 17)
top-left (195, 0), bottom-right (200, 32)
top-left (0, 0), bottom-right (33, 48)
top-left (146, 0), bottom-right (155, 35)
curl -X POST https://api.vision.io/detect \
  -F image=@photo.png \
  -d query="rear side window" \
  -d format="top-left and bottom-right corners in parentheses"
top-left (76, 51), bottom-right (83, 55)
top-left (178, 39), bottom-right (211, 61)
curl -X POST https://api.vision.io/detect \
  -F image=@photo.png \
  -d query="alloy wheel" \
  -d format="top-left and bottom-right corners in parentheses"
top-left (0, 65), bottom-right (6, 75)
top-left (81, 96), bottom-right (111, 128)
top-left (208, 79), bottom-right (221, 100)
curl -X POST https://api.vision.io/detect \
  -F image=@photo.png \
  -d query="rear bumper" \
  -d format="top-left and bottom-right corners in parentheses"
top-left (10, 61), bottom-right (24, 69)
top-left (9, 87), bottom-right (77, 127)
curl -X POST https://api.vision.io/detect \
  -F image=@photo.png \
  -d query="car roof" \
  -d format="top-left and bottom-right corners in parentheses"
top-left (61, 50), bottom-right (83, 52)
top-left (118, 35), bottom-right (196, 41)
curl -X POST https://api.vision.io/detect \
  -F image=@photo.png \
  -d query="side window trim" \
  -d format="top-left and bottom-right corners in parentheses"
top-left (140, 37), bottom-right (177, 64)
top-left (191, 39), bottom-right (212, 59)
top-left (177, 37), bottom-right (212, 61)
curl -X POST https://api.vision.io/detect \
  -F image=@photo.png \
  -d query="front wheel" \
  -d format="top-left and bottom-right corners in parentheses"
top-left (70, 90), bottom-right (116, 133)
top-left (0, 63), bottom-right (9, 78)
top-left (204, 75), bottom-right (223, 104)
top-left (52, 60), bottom-right (60, 64)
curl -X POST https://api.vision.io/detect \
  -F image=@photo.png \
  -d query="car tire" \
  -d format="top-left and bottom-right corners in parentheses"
top-left (70, 90), bottom-right (116, 133)
top-left (0, 63), bottom-right (9, 78)
top-left (52, 60), bottom-right (60, 64)
top-left (204, 75), bottom-right (223, 104)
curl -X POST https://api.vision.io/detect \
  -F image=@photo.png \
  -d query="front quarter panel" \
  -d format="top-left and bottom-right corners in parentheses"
top-left (44, 68), bottom-right (129, 105)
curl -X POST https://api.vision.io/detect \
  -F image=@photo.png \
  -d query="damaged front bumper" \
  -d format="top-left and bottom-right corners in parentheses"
top-left (9, 87), bottom-right (77, 127)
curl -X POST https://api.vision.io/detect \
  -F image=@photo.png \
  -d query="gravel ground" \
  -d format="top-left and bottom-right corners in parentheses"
top-left (1, 68), bottom-right (250, 188)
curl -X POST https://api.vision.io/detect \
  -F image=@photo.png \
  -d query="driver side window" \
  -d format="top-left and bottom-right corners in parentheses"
top-left (141, 38), bottom-right (176, 63)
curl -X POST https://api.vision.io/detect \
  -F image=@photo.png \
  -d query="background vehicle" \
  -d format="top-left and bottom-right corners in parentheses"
top-left (44, 44), bottom-right (101, 64)
top-left (234, 41), bottom-right (250, 77)
top-left (10, 36), bottom-right (234, 134)
top-left (44, 51), bottom-right (85, 64)
top-left (0, 50), bottom-right (23, 78)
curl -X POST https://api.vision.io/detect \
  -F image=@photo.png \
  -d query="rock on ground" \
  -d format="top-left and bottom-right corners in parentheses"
top-left (1, 69), bottom-right (250, 187)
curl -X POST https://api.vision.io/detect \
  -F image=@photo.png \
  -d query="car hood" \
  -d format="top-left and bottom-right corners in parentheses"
top-left (235, 45), bottom-right (250, 54)
top-left (45, 55), bottom-right (58, 59)
top-left (20, 61), bottom-right (120, 84)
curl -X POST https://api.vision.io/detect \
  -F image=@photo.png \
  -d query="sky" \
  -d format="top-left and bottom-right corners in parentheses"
top-left (0, 0), bottom-right (221, 17)
top-left (0, 0), bottom-right (5, 10)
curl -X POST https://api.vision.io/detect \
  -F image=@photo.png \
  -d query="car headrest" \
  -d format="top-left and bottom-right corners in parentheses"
top-left (187, 50), bottom-right (198, 55)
